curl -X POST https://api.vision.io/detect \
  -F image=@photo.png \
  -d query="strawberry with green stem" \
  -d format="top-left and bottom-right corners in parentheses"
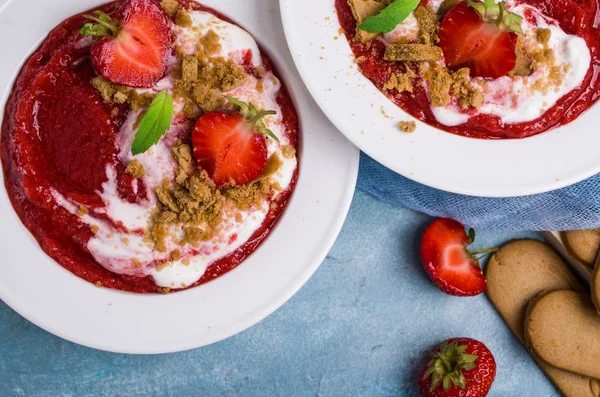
top-left (439, 0), bottom-right (523, 79)
top-left (418, 338), bottom-right (496, 397)
top-left (192, 96), bottom-right (279, 187)
top-left (80, 0), bottom-right (173, 88)
top-left (420, 218), bottom-right (496, 296)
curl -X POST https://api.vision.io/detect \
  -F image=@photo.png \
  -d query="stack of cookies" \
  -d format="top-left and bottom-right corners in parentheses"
top-left (486, 235), bottom-right (600, 396)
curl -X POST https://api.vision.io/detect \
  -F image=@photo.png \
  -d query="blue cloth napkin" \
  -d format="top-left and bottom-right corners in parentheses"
top-left (358, 153), bottom-right (600, 231)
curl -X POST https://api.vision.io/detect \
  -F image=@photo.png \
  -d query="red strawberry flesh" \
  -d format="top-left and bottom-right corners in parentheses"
top-left (192, 112), bottom-right (268, 187)
top-left (420, 218), bottom-right (487, 296)
top-left (439, 1), bottom-right (517, 79)
top-left (89, 0), bottom-right (172, 88)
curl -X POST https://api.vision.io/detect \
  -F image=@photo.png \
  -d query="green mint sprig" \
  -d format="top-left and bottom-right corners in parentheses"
top-left (358, 0), bottom-right (421, 34)
top-left (131, 91), bottom-right (174, 156)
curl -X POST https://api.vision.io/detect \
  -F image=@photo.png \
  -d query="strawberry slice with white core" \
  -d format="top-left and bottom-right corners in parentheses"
top-left (420, 218), bottom-right (495, 296)
top-left (81, 0), bottom-right (173, 88)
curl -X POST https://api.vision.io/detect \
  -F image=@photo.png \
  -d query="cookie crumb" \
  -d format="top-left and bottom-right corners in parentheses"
top-left (414, 6), bottom-right (439, 45)
top-left (347, 0), bottom-right (386, 43)
top-left (158, 287), bottom-right (171, 294)
top-left (175, 9), bottom-right (192, 27)
top-left (281, 145), bottom-right (296, 159)
top-left (132, 258), bottom-right (142, 268)
top-left (384, 44), bottom-right (442, 62)
top-left (90, 225), bottom-right (100, 234)
top-left (125, 160), bottom-right (146, 178)
top-left (77, 206), bottom-right (89, 217)
top-left (451, 68), bottom-right (483, 109)
top-left (160, 0), bottom-right (180, 16)
top-left (536, 28), bottom-right (552, 45)
top-left (383, 68), bottom-right (415, 93)
top-left (95, 281), bottom-right (103, 288)
top-left (397, 121), bottom-right (416, 133)
top-left (422, 63), bottom-right (452, 107)
top-left (171, 250), bottom-right (182, 261)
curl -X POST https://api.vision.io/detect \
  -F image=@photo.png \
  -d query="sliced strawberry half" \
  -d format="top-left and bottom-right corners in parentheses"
top-left (420, 218), bottom-right (494, 296)
top-left (439, 0), bottom-right (522, 79)
top-left (192, 97), bottom-right (279, 187)
top-left (81, 0), bottom-right (173, 88)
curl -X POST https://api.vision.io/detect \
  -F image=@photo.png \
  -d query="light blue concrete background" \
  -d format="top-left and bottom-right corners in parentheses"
top-left (0, 190), bottom-right (559, 397)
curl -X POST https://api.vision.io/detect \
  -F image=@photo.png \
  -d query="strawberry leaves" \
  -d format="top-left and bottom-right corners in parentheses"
top-left (131, 91), bottom-right (174, 155)
top-left (467, 0), bottom-right (523, 34)
top-left (358, 0), bottom-right (420, 33)
top-left (80, 10), bottom-right (120, 38)
top-left (224, 95), bottom-right (279, 142)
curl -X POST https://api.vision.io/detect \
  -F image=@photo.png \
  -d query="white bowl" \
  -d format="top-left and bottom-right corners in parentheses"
top-left (280, 0), bottom-right (600, 197)
top-left (0, 0), bottom-right (359, 354)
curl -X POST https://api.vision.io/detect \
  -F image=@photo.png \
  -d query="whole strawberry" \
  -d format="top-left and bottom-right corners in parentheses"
top-left (418, 338), bottom-right (496, 397)
top-left (420, 218), bottom-right (496, 296)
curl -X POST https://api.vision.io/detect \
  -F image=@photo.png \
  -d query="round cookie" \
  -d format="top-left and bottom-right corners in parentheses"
top-left (487, 240), bottom-right (583, 339)
top-left (486, 240), bottom-right (594, 397)
top-left (526, 290), bottom-right (600, 379)
top-left (563, 229), bottom-right (600, 268)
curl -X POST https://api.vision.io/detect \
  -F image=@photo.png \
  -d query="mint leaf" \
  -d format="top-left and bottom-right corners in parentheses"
top-left (131, 91), bottom-right (174, 156)
top-left (358, 0), bottom-right (421, 33)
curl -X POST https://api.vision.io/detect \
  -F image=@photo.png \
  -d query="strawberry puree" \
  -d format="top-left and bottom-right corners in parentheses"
top-left (336, 0), bottom-right (600, 139)
top-left (1, 1), bottom-right (299, 293)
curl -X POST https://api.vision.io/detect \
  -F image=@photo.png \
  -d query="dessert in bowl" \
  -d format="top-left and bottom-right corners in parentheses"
top-left (280, 0), bottom-right (600, 197)
top-left (337, 0), bottom-right (598, 139)
top-left (1, 0), bottom-right (299, 293)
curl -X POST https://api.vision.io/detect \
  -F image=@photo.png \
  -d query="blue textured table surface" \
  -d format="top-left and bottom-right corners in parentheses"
top-left (0, 190), bottom-right (558, 397)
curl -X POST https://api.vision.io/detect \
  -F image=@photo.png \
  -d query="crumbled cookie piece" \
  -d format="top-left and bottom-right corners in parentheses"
top-left (347, 0), bottom-right (387, 43)
top-left (156, 261), bottom-right (173, 272)
top-left (384, 44), bottom-right (442, 62)
top-left (414, 6), bottom-right (439, 45)
top-left (90, 225), bottom-right (100, 234)
top-left (223, 180), bottom-right (271, 210)
top-left (160, 0), bottom-right (180, 16)
top-left (281, 145), bottom-right (296, 159)
top-left (77, 206), bottom-right (89, 217)
top-left (198, 30), bottom-right (223, 57)
top-left (132, 258), bottom-right (143, 268)
top-left (182, 226), bottom-right (205, 247)
top-left (536, 28), bottom-right (552, 45)
top-left (175, 9), bottom-right (192, 27)
top-left (125, 159), bottom-right (146, 178)
top-left (422, 63), bottom-right (452, 107)
top-left (260, 154), bottom-right (283, 179)
top-left (510, 37), bottom-right (533, 77)
top-left (170, 250), bottom-right (182, 261)
top-left (91, 77), bottom-right (118, 102)
top-left (451, 68), bottom-right (484, 109)
top-left (182, 55), bottom-right (199, 81)
top-left (171, 140), bottom-right (194, 171)
top-left (397, 121), bottom-right (416, 133)
top-left (157, 287), bottom-right (171, 294)
top-left (383, 67), bottom-right (416, 93)
top-left (91, 76), bottom-right (154, 110)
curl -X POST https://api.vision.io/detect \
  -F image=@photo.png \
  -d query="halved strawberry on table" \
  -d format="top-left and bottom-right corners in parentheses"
top-left (420, 218), bottom-right (496, 297)
top-left (439, 0), bottom-right (523, 79)
top-left (192, 96), bottom-right (279, 187)
top-left (80, 0), bottom-right (173, 88)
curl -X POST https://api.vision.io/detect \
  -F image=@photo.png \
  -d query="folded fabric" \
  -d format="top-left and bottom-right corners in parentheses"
top-left (358, 153), bottom-right (600, 231)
